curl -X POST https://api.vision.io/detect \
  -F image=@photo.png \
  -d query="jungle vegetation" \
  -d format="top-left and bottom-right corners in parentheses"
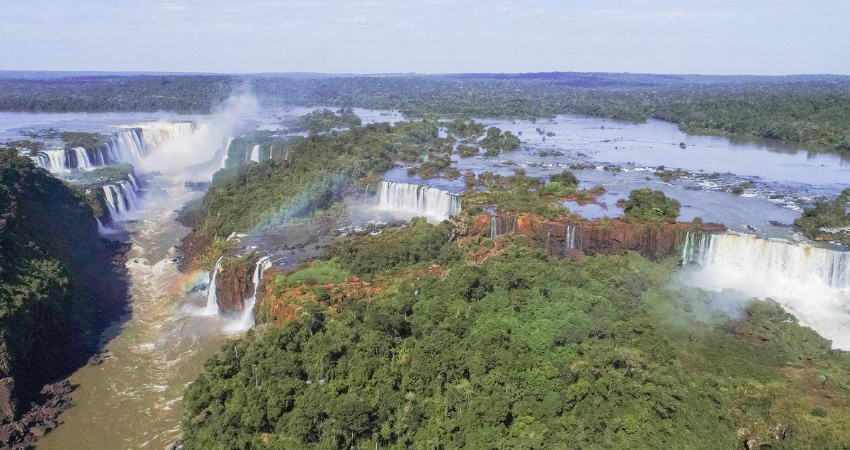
top-left (181, 217), bottom-right (850, 449)
top-left (794, 188), bottom-right (850, 247)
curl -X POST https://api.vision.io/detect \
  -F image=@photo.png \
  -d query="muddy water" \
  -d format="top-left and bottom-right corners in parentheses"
top-left (35, 178), bottom-right (231, 450)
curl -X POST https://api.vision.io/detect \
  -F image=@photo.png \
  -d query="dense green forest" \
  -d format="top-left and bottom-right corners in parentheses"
top-left (0, 148), bottom-right (125, 414)
top-left (0, 75), bottom-right (232, 113)
top-left (182, 219), bottom-right (850, 449)
top-left (1, 73), bottom-right (849, 151)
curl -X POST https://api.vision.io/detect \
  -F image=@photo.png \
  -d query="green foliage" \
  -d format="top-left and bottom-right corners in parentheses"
top-left (407, 153), bottom-right (452, 179)
top-left (287, 108), bottom-right (362, 135)
top-left (64, 163), bottom-right (136, 185)
top-left (0, 75), bottom-right (232, 113)
top-left (794, 188), bottom-right (850, 247)
top-left (60, 131), bottom-right (105, 151)
top-left (182, 231), bottom-right (850, 449)
top-left (456, 144), bottom-right (479, 158)
top-left (335, 218), bottom-right (460, 276)
top-left (480, 127), bottom-right (521, 156)
top-left (622, 188), bottom-right (681, 223)
top-left (2, 140), bottom-right (44, 156)
top-left (0, 147), bottom-right (117, 400)
top-left (183, 121), bottom-right (450, 248)
top-left (446, 118), bottom-right (486, 140)
top-left (272, 260), bottom-right (353, 291)
top-left (465, 172), bottom-right (589, 220)
top-left (4, 74), bottom-right (850, 152)
top-left (549, 169), bottom-right (579, 188)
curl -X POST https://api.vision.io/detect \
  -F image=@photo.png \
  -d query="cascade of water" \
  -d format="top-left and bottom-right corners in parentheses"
top-left (102, 179), bottom-right (141, 222)
top-left (72, 147), bottom-right (93, 170)
top-left (96, 217), bottom-right (108, 235)
top-left (106, 129), bottom-right (147, 165)
top-left (566, 226), bottom-right (576, 250)
top-left (127, 173), bottom-right (140, 191)
top-left (118, 181), bottom-right (138, 211)
top-left (377, 181), bottom-right (461, 221)
top-left (684, 232), bottom-right (850, 348)
top-left (228, 257), bottom-right (273, 332)
top-left (221, 137), bottom-right (234, 168)
top-left (31, 153), bottom-right (49, 170)
top-left (103, 185), bottom-right (122, 219)
top-left (45, 150), bottom-right (69, 172)
top-left (249, 145), bottom-right (260, 163)
top-left (138, 122), bottom-right (194, 149)
top-left (490, 216), bottom-right (498, 239)
top-left (205, 257), bottom-right (224, 316)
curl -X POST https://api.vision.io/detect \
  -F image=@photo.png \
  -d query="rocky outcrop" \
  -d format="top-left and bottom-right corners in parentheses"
top-left (484, 213), bottom-right (726, 260)
top-left (0, 380), bottom-right (72, 449)
top-left (214, 261), bottom-right (254, 313)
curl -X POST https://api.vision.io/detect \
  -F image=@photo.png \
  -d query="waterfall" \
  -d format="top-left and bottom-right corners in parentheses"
top-left (377, 181), bottom-right (461, 221)
top-left (681, 231), bottom-right (711, 265)
top-left (249, 145), bottom-right (260, 163)
top-left (102, 178), bottom-right (141, 222)
top-left (683, 232), bottom-right (850, 348)
top-left (105, 129), bottom-right (147, 165)
top-left (205, 257), bottom-right (224, 316)
top-left (227, 257), bottom-right (273, 332)
top-left (127, 173), bottom-right (140, 191)
top-left (32, 122), bottom-right (196, 174)
top-left (221, 137), bottom-right (234, 168)
top-left (44, 150), bottom-right (69, 172)
top-left (103, 185), bottom-right (123, 218)
top-left (489, 214), bottom-right (517, 239)
top-left (72, 147), bottom-right (93, 170)
top-left (565, 226), bottom-right (576, 250)
top-left (137, 121), bottom-right (194, 148)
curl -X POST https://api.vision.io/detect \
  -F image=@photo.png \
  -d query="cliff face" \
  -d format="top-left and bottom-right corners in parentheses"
top-left (486, 214), bottom-right (726, 260)
top-left (214, 262), bottom-right (254, 313)
top-left (215, 213), bottom-right (727, 322)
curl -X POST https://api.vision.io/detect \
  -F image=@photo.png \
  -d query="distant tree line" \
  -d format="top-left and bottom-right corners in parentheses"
top-left (1, 73), bottom-right (849, 150)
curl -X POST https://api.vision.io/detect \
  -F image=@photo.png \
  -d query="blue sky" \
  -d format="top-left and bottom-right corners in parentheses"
top-left (2, 0), bottom-right (848, 75)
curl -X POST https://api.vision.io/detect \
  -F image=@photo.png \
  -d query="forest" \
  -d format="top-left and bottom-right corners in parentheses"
top-left (1, 73), bottom-right (849, 152)
top-left (182, 216), bottom-right (850, 449)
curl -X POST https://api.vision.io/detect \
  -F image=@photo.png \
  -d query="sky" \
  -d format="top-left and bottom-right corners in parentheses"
top-left (2, 0), bottom-right (848, 75)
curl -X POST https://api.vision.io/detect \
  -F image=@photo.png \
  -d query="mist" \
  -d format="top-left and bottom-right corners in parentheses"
top-left (137, 91), bottom-right (260, 179)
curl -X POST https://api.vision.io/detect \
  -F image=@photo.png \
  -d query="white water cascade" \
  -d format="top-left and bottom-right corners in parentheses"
top-left (226, 256), bottom-right (273, 332)
top-left (205, 257), bottom-right (224, 316)
top-left (221, 137), bottom-right (234, 169)
top-left (41, 150), bottom-right (69, 173)
top-left (377, 181), bottom-right (461, 221)
top-left (31, 122), bottom-right (196, 173)
top-left (72, 147), bottom-right (93, 170)
top-left (249, 144), bottom-right (261, 163)
top-left (102, 180), bottom-right (140, 221)
top-left (565, 226), bottom-right (577, 250)
top-left (681, 231), bottom-right (850, 348)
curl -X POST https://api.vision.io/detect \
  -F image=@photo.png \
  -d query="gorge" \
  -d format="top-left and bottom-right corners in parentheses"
top-left (0, 101), bottom-right (847, 449)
